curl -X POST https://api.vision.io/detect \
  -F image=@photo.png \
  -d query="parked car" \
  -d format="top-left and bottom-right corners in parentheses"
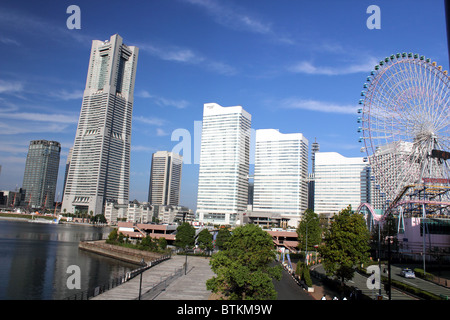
top-left (401, 268), bottom-right (415, 279)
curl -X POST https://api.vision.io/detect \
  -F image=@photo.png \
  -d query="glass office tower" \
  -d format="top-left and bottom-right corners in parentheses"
top-left (22, 140), bottom-right (61, 210)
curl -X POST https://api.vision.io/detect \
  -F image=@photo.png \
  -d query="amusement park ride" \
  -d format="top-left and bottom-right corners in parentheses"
top-left (356, 53), bottom-right (450, 263)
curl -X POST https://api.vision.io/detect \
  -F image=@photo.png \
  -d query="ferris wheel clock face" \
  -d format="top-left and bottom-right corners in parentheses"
top-left (358, 53), bottom-right (450, 203)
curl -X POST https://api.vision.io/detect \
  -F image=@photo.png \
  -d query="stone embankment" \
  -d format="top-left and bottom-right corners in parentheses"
top-left (79, 240), bottom-right (164, 265)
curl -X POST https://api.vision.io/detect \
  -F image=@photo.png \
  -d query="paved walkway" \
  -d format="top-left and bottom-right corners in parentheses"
top-left (92, 255), bottom-right (214, 300)
top-left (154, 256), bottom-right (214, 300)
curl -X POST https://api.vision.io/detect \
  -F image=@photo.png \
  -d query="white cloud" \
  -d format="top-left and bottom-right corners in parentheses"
top-left (139, 43), bottom-right (203, 64)
top-left (137, 90), bottom-right (189, 109)
top-left (0, 80), bottom-right (24, 94)
top-left (182, 0), bottom-right (292, 44)
top-left (0, 122), bottom-right (69, 135)
top-left (0, 140), bottom-right (29, 154)
top-left (0, 36), bottom-right (20, 46)
top-left (288, 57), bottom-right (378, 76)
top-left (0, 7), bottom-right (93, 47)
top-left (48, 89), bottom-right (84, 101)
top-left (156, 128), bottom-right (169, 136)
top-left (134, 115), bottom-right (167, 126)
top-left (138, 42), bottom-right (236, 76)
top-left (0, 111), bottom-right (78, 124)
top-left (279, 98), bottom-right (358, 115)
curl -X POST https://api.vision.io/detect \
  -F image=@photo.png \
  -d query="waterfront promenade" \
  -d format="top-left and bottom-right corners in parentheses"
top-left (91, 255), bottom-right (214, 300)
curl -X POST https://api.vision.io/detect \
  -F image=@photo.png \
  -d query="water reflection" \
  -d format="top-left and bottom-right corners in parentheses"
top-left (0, 220), bottom-right (137, 300)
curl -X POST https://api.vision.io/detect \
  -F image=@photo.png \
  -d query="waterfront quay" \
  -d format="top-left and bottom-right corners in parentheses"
top-left (91, 254), bottom-right (214, 300)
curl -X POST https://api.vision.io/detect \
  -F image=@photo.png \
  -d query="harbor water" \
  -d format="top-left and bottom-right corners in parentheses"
top-left (0, 219), bottom-right (138, 300)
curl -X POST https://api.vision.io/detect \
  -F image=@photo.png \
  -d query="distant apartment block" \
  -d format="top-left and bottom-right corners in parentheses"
top-left (0, 189), bottom-right (25, 209)
top-left (62, 34), bottom-right (139, 216)
top-left (104, 200), bottom-right (193, 225)
top-left (22, 140), bottom-right (61, 209)
top-left (314, 152), bottom-right (370, 216)
top-left (197, 103), bottom-right (251, 225)
top-left (253, 129), bottom-right (309, 227)
top-left (368, 141), bottom-right (414, 209)
top-left (148, 151), bottom-right (182, 206)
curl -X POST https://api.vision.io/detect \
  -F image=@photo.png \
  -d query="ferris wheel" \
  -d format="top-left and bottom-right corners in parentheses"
top-left (358, 53), bottom-right (450, 206)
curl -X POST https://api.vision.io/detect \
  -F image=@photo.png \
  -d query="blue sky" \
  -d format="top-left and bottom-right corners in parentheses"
top-left (0, 0), bottom-right (448, 211)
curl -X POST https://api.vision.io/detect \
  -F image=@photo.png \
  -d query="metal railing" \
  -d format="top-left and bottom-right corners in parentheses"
top-left (64, 255), bottom-right (171, 300)
top-left (138, 264), bottom-right (186, 300)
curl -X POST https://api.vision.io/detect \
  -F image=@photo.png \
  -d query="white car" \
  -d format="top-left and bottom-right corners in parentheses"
top-left (401, 268), bottom-right (415, 279)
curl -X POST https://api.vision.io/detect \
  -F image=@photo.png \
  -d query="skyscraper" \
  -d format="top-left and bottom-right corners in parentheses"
top-left (62, 146), bottom-right (73, 199)
top-left (148, 151), bottom-right (183, 206)
top-left (253, 129), bottom-right (309, 227)
top-left (308, 138), bottom-right (320, 210)
top-left (22, 140), bottom-right (61, 210)
top-left (314, 152), bottom-right (370, 216)
top-left (62, 34), bottom-right (139, 215)
top-left (197, 103), bottom-right (252, 225)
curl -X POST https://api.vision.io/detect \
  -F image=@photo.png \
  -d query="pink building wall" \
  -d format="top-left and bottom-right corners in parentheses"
top-left (398, 217), bottom-right (450, 255)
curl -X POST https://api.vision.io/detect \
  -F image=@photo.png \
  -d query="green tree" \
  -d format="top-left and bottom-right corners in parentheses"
top-left (215, 227), bottom-right (231, 250)
top-left (318, 205), bottom-right (371, 283)
top-left (175, 222), bottom-right (195, 249)
top-left (296, 262), bottom-right (313, 287)
top-left (206, 224), bottom-right (282, 300)
top-left (197, 228), bottom-right (213, 251)
top-left (107, 228), bottom-right (119, 243)
top-left (141, 235), bottom-right (157, 250)
top-left (158, 237), bottom-right (167, 250)
top-left (297, 209), bottom-right (321, 252)
top-left (93, 214), bottom-right (107, 224)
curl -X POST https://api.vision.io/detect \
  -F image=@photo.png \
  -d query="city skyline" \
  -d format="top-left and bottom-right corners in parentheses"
top-left (0, 1), bottom-right (448, 211)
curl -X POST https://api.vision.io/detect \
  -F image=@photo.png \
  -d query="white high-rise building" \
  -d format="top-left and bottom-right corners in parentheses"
top-left (148, 151), bottom-right (183, 206)
top-left (314, 152), bottom-right (370, 215)
top-left (253, 129), bottom-right (309, 227)
top-left (369, 141), bottom-right (414, 208)
top-left (62, 34), bottom-right (139, 216)
top-left (197, 103), bottom-right (252, 225)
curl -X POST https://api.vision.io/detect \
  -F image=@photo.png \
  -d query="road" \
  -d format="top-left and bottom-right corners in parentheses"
top-left (388, 265), bottom-right (450, 298)
top-left (312, 264), bottom-right (450, 300)
top-left (272, 265), bottom-right (314, 300)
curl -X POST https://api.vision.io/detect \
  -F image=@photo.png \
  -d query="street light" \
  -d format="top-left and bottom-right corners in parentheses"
top-left (303, 216), bottom-right (318, 265)
top-left (185, 245), bottom-right (189, 275)
top-left (386, 236), bottom-right (393, 300)
top-left (138, 258), bottom-right (146, 300)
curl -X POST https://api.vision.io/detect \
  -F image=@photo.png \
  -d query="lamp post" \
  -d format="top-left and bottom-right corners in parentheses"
top-left (303, 215), bottom-right (318, 265)
top-left (185, 245), bottom-right (189, 275)
top-left (385, 236), bottom-right (393, 300)
top-left (138, 258), bottom-right (146, 300)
